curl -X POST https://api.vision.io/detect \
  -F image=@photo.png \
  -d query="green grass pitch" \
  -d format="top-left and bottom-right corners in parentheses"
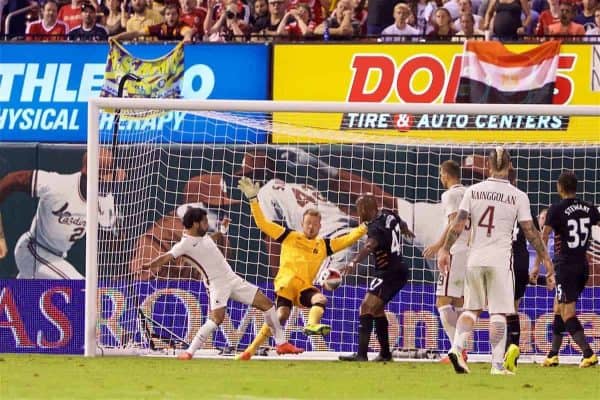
top-left (1, 354), bottom-right (598, 399)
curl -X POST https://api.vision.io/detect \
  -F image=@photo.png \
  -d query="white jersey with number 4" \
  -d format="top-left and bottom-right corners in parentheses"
top-left (442, 184), bottom-right (469, 254)
top-left (168, 234), bottom-right (237, 284)
top-left (257, 179), bottom-right (353, 237)
top-left (459, 177), bottom-right (532, 269)
top-left (29, 170), bottom-right (87, 255)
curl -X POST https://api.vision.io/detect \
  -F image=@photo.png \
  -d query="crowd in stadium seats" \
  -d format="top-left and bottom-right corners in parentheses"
top-left (1, 0), bottom-right (599, 41)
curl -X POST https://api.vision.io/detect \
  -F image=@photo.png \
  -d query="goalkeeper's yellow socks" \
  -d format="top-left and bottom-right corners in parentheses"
top-left (308, 304), bottom-right (324, 326)
top-left (245, 323), bottom-right (271, 355)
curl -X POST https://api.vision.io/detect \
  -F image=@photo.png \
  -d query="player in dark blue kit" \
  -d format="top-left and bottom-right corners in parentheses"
top-left (505, 168), bottom-right (545, 371)
top-left (534, 171), bottom-right (600, 368)
top-left (339, 194), bottom-right (415, 362)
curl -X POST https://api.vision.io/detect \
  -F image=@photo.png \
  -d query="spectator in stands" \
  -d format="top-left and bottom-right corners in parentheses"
top-left (584, 5), bottom-right (600, 40)
top-left (25, 0), bottom-right (68, 40)
top-left (352, 0), bottom-right (367, 35)
top-left (68, 2), bottom-right (109, 40)
top-left (548, 1), bottom-right (585, 37)
top-left (314, 0), bottom-right (354, 37)
top-left (453, 0), bottom-right (482, 31)
top-left (536, 0), bottom-right (560, 34)
top-left (574, 0), bottom-right (598, 31)
top-left (427, 6), bottom-right (456, 38)
top-left (205, 0), bottom-right (250, 37)
top-left (288, 0), bottom-right (323, 25)
top-left (180, 0), bottom-right (207, 38)
top-left (423, 0), bottom-right (443, 33)
top-left (366, 0), bottom-right (396, 35)
top-left (453, 9), bottom-right (484, 38)
top-left (276, 2), bottom-right (314, 36)
top-left (101, 0), bottom-right (125, 35)
top-left (251, 0), bottom-right (287, 36)
top-left (205, 0), bottom-right (247, 40)
top-left (443, 0), bottom-right (461, 20)
top-left (483, 0), bottom-right (531, 40)
top-left (380, 2), bottom-right (420, 41)
top-left (125, 0), bottom-right (163, 33)
top-left (408, 0), bottom-right (429, 34)
top-left (58, 0), bottom-right (84, 30)
top-left (114, 3), bottom-right (195, 40)
top-left (251, 0), bottom-right (269, 27)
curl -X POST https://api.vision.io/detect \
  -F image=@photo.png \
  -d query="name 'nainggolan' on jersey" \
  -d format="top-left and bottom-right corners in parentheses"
top-left (459, 177), bottom-right (532, 269)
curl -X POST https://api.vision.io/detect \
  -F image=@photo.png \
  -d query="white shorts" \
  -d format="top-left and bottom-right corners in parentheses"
top-left (14, 233), bottom-right (83, 279)
top-left (463, 266), bottom-right (515, 314)
top-left (436, 250), bottom-right (467, 298)
top-left (208, 274), bottom-right (259, 311)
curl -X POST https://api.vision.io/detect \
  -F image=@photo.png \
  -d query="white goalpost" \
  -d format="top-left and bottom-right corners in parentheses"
top-left (85, 99), bottom-right (600, 362)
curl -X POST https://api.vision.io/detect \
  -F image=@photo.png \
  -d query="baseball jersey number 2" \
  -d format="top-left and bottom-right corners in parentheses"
top-left (69, 227), bottom-right (85, 242)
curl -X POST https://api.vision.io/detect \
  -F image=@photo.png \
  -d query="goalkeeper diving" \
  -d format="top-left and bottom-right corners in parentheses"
top-left (236, 177), bottom-right (367, 360)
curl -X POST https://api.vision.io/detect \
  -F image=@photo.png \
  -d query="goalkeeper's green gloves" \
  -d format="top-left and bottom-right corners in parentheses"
top-left (238, 177), bottom-right (260, 200)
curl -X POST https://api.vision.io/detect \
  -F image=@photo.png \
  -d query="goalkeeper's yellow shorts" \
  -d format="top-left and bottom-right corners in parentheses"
top-left (275, 275), bottom-right (316, 307)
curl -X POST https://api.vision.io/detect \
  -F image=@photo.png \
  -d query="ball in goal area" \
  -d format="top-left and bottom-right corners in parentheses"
top-left (85, 99), bottom-right (600, 363)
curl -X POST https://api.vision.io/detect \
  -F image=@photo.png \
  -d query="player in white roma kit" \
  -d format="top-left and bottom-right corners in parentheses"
top-left (144, 207), bottom-right (303, 359)
top-left (438, 147), bottom-right (553, 375)
top-left (423, 160), bottom-right (469, 363)
top-left (0, 150), bottom-right (120, 279)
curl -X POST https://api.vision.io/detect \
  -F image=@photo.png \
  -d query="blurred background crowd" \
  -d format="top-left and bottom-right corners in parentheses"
top-left (1, 0), bottom-right (598, 42)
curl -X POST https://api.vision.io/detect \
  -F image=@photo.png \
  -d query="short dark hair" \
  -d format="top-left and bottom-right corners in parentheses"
top-left (558, 170), bottom-right (578, 194)
top-left (440, 160), bottom-right (460, 179)
top-left (182, 207), bottom-right (207, 229)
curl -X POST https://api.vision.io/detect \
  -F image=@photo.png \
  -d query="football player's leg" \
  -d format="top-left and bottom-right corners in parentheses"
top-left (487, 266), bottom-right (515, 372)
top-left (544, 299), bottom-right (564, 366)
top-left (557, 266), bottom-right (595, 366)
top-left (437, 251), bottom-right (466, 349)
top-left (302, 288), bottom-right (330, 336)
top-left (181, 306), bottom-right (224, 360)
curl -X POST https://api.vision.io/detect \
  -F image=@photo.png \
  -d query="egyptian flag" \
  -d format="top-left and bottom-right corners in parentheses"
top-left (455, 40), bottom-right (561, 104)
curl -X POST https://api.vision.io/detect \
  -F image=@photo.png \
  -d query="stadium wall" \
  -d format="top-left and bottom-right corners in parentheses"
top-left (0, 144), bottom-right (598, 354)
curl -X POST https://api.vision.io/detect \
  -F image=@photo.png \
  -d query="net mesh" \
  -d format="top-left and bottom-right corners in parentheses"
top-left (93, 107), bottom-right (600, 359)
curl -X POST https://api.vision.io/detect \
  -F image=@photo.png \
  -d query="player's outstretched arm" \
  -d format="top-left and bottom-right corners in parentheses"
top-left (142, 253), bottom-right (175, 278)
top-left (0, 170), bottom-right (33, 203)
top-left (342, 237), bottom-right (378, 275)
top-left (330, 223), bottom-right (368, 253)
top-left (238, 177), bottom-right (287, 240)
top-left (521, 220), bottom-right (555, 290)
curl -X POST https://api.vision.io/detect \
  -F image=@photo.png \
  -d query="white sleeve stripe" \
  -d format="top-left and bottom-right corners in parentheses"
top-left (31, 170), bottom-right (38, 197)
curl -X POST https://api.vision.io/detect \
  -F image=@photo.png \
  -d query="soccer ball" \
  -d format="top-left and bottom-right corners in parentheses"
top-left (323, 269), bottom-right (342, 291)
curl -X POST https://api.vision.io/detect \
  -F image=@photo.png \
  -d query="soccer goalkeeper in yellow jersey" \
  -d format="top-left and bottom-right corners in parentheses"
top-left (236, 177), bottom-right (368, 360)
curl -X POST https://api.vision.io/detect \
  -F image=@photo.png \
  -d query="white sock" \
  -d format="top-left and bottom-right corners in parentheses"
top-left (187, 319), bottom-right (218, 355)
top-left (452, 310), bottom-right (477, 353)
top-left (264, 306), bottom-right (285, 345)
top-left (438, 304), bottom-right (458, 347)
top-left (489, 314), bottom-right (507, 368)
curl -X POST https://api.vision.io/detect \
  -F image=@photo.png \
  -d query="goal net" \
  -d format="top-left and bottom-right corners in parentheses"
top-left (86, 100), bottom-right (600, 362)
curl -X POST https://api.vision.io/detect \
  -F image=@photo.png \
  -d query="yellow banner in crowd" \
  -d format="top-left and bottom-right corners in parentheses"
top-left (272, 44), bottom-right (600, 143)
